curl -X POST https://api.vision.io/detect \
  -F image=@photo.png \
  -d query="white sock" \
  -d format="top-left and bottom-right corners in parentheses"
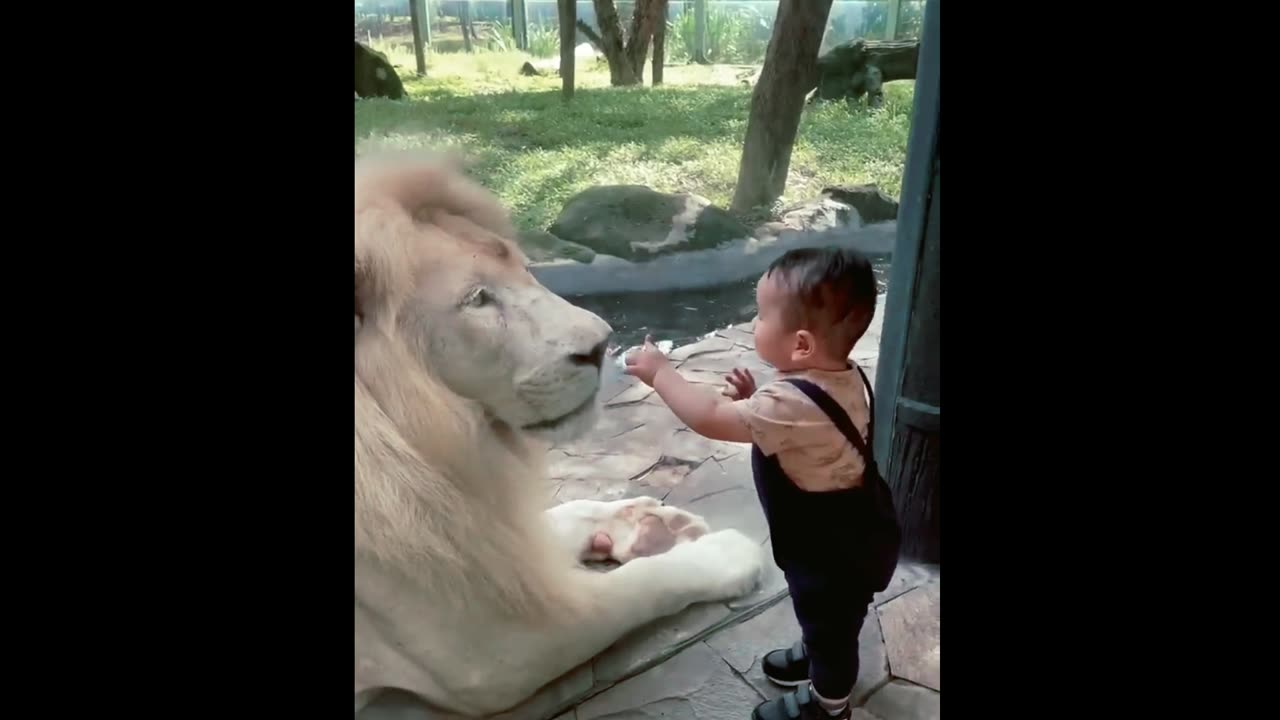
top-left (811, 685), bottom-right (850, 715)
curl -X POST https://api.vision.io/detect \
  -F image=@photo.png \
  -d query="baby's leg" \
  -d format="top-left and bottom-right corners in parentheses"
top-left (788, 573), bottom-right (874, 701)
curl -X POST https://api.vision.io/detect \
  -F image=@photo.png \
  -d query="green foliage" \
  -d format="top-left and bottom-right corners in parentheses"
top-left (526, 24), bottom-right (561, 59)
top-left (667, 6), bottom-right (772, 65)
top-left (355, 54), bottom-right (913, 234)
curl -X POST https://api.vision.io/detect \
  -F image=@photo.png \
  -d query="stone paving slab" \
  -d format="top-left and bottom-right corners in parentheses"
top-left (863, 681), bottom-right (940, 720)
top-left (705, 595), bottom-right (890, 706)
top-left (874, 564), bottom-right (939, 609)
top-left (878, 583), bottom-right (940, 692)
top-left (576, 641), bottom-right (763, 720)
top-left (593, 602), bottom-right (733, 686)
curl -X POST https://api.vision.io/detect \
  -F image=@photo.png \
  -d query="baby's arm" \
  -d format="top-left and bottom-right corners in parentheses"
top-left (652, 365), bottom-right (753, 443)
top-left (625, 336), bottom-right (753, 443)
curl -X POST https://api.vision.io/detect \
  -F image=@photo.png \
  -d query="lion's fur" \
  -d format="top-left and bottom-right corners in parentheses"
top-left (354, 152), bottom-right (576, 621)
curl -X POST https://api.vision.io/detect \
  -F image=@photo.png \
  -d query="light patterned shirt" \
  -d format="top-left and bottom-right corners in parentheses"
top-left (732, 367), bottom-right (871, 492)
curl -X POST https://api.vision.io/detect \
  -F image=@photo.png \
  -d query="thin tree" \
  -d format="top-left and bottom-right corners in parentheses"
top-left (558, 0), bottom-right (576, 100)
top-left (730, 0), bottom-right (835, 213)
top-left (575, 0), bottom-right (666, 86)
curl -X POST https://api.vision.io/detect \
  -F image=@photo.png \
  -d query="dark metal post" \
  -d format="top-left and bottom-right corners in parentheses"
top-left (461, 2), bottom-right (474, 53)
top-left (874, 0), bottom-right (940, 564)
top-left (512, 0), bottom-right (529, 50)
top-left (694, 0), bottom-right (708, 63)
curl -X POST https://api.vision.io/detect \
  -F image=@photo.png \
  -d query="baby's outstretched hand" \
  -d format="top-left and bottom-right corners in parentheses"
top-left (722, 368), bottom-right (757, 400)
top-left (624, 335), bottom-right (671, 387)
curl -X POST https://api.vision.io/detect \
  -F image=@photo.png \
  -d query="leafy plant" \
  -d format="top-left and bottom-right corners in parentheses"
top-left (667, 5), bottom-right (772, 65)
top-left (527, 24), bottom-right (561, 59)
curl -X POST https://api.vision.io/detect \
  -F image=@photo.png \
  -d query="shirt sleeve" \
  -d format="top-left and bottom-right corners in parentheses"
top-left (732, 382), bottom-right (827, 456)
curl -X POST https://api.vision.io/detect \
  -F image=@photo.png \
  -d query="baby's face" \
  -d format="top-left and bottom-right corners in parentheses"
top-left (752, 274), bottom-right (797, 370)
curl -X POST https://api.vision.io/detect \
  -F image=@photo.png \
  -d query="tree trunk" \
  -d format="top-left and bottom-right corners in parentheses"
top-left (814, 39), bottom-right (919, 107)
top-left (652, 0), bottom-right (667, 86)
top-left (582, 1), bottom-right (635, 85)
top-left (578, 0), bottom-right (664, 86)
top-left (729, 0), bottom-right (834, 213)
top-left (461, 2), bottom-right (474, 53)
top-left (558, 0), bottom-right (576, 100)
top-left (623, 0), bottom-right (664, 83)
top-left (409, 0), bottom-right (427, 76)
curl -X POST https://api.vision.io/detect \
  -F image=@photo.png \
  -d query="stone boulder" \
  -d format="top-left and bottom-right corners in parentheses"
top-left (823, 185), bottom-right (899, 223)
top-left (547, 185), bottom-right (750, 262)
top-left (354, 41), bottom-right (406, 100)
top-left (517, 228), bottom-right (596, 264)
top-left (776, 185), bottom-right (899, 234)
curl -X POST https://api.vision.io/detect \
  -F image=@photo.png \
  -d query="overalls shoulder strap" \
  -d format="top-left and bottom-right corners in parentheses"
top-left (780, 374), bottom-right (873, 464)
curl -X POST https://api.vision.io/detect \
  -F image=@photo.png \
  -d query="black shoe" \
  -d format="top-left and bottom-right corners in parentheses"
top-left (762, 641), bottom-right (809, 687)
top-left (751, 684), bottom-right (851, 720)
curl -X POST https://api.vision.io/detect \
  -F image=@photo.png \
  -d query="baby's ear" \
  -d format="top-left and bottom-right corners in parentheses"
top-left (791, 329), bottom-right (816, 358)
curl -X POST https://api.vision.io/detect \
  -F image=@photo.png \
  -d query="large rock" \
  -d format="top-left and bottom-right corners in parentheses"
top-left (517, 228), bottom-right (596, 264)
top-left (548, 185), bottom-right (751, 262)
top-left (822, 185), bottom-right (899, 223)
top-left (777, 185), bottom-right (899, 234)
top-left (354, 41), bottom-right (406, 100)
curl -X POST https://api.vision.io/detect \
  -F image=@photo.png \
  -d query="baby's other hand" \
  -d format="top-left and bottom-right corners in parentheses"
top-left (723, 368), bottom-right (756, 400)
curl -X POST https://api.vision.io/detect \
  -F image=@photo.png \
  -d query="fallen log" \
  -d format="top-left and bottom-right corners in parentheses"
top-left (812, 39), bottom-right (919, 107)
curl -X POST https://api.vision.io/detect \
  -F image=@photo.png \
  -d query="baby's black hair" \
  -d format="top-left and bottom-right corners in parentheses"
top-left (764, 247), bottom-right (878, 358)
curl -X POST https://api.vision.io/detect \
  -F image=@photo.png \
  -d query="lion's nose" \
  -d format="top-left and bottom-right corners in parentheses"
top-left (569, 340), bottom-right (609, 370)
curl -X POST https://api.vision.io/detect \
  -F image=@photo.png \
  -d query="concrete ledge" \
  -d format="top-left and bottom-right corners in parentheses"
top-left (531, 222), bottom-right (896, 296)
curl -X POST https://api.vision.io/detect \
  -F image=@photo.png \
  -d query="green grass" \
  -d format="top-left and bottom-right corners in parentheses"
top-left (355, 46), bottom-right (914, 234)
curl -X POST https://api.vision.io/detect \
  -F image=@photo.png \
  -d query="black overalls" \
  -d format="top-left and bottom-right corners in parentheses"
top-left (750, 367), bottom-right (902, 698)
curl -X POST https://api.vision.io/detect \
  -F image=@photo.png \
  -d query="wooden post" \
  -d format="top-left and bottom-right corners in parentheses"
top-left (886, 0), bottom-right (901, 40)
top-left (694, 0), bottom-right (708, 63)
top-left (874, 0), bottom-right (938, 564)
top-left (512, 0), bottom-right (529, 50)
top-left (652, 0), bottom-right (667, 85)
top-left (558, 0), bottom-right (576, 100)
top-left (409, 0), bottom-right (427, 76)
top-left (461, 1), bottom-right (474, 53)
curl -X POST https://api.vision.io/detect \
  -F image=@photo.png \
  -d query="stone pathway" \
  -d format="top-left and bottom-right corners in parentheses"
top-left (362, 304), bottom-right (940, 720)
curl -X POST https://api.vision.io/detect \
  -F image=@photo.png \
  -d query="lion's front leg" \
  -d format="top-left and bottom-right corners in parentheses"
top-left (545, 497), bottom-right (710, 564)
top-left (485, 528), bottom-right (765, 717)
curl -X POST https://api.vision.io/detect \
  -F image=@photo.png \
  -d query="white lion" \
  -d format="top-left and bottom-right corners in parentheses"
top-left (354, 153), bottom-right (765, 718)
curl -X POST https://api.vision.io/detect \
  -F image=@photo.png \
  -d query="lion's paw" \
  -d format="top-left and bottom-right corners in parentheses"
top-left (604, 500), bottom-right (711, 564)
top-left (665, 529), bottom-right (764, 602)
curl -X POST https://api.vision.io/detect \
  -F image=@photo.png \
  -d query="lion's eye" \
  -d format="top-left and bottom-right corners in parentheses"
top-left (463, 287), bottom-right (494, 308)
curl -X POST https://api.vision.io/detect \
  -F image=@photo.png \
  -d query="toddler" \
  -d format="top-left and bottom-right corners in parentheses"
top-left (624, 247), bottom-right (901, 720)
